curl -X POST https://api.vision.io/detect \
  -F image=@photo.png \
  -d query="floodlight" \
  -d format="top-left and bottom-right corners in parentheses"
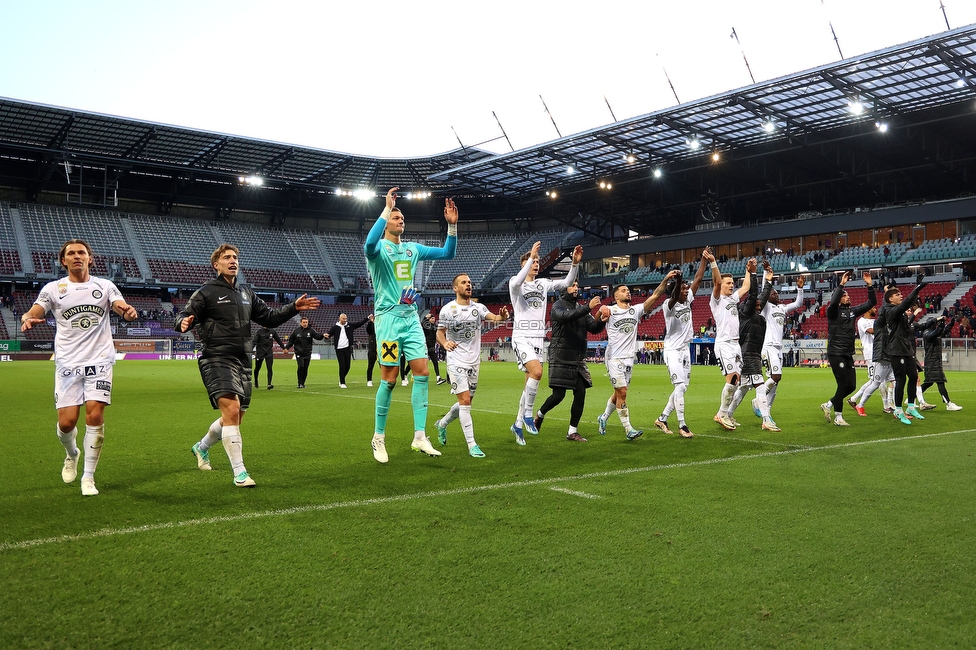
top-left (244, 175), bottom-right (264, 187)
top-left (653, 168), bottom-right (662, 178)
top-left (566, 165), bottom-right (575, 174)
top-left (849, 100), bottom-right (864, 115)
top-left (762, 119), bottom-right (775, 133)
top-left (625, 153), bottom-right (636, 163)
top-left (687, 137), bottom-right (700, 150)
top-left (353, 189), bottom-right (374, 200)
top-left (875, 121), bottom-right (888, 132)
top-left (711, 152), bottom-right (720, 162)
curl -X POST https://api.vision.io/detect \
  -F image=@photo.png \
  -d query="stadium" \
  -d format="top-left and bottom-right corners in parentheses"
top-left (2, 19), bottom-right (976, 649)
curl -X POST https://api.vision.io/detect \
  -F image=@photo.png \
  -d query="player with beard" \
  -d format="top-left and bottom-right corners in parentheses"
top-left (508, 239), bottom-right (582, 445)
top-left (753, 274), bottom-right (806, 422)
top-left (653, 249), bottom-right (711, 438)
top-left (433, 274), bottom-right (509, 457)
top-left (596, 269), bottom-right (680, 439)
top-left (708, 254), bottom-right (756, 430)
top-left (820, 270), bottom-right (876, 426)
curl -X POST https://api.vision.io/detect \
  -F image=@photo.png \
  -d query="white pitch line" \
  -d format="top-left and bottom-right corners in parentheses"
top-left (549, 486), bottom-right (602, 499)
top-left (3, 428), bottom-right (972, 553)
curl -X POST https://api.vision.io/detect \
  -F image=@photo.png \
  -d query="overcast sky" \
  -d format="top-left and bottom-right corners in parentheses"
top-left (2, 1), bottom-right (974, 158)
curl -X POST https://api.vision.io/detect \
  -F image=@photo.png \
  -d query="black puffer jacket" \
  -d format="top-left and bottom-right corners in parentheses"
top-left (284, 325), bottom-right (325, 357)
top-left (826, 284), bottom-right (877, 356)
top-left (737, 272), bottom-right (772, 359)
top-left (547, 291), bottom-right (607, 389)
top-left (880, 282), bottom-right (922, 358)
top-left (175, 276), bottom-right (298, 363)
top-left (253, 327), bottom-right (284, 358)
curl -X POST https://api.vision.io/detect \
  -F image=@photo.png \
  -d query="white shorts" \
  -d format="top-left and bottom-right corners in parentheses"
top-left (605, 358), bottom-right (634, 388)
top-left (715, 340), bottom-right (742, 377)
top-left (448, 363), bottom-right (480, 395)
top-left (513, 339), bottom-right (545, 372)
top-left (762, 347), bottom-right (783, 376)
top-left (872, 361), bottom-right (894, 383)
top-left (663, 348), bottom-right (691, 385)
top-left (54, 363), bottom-right (114, 409)
top-left (741, 372), bottom-right (765, 387)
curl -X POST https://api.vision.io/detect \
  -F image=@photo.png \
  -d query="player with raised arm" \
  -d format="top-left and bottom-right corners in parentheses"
top-left (653, 249), bottom-right (711, 438)
top-left (847, 306), bottom-right (891, 415)
top-left (709, 254), bottom-right (755, 430)
top-left (727, 260), bottom-right (776, 430)
top-left (596, 270), bottom-right (680, 439)
top-left (177, 244), bottom-right (320, 487)
top-left (20, 239), bottom-right (138, 496)
top-left (364, 187), bottom-right (457, 463)
top-left (433, 274), bottom-right (510, 457)
top-left (753, 273), bottom-right (806, 422)
top-left (508, 239), bottom-right (582, 445)
top-left (820, 270), bottom-right (876, 426)
top-left (877, 275), bottom-right (924, 424)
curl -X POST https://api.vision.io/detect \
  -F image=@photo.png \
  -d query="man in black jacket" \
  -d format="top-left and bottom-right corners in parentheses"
top-left (253, 326), bottom-right (284, 389)
top-left (728, 261), bottom-right (775, 430)
top-left (284, 316), bottom-right (326, 388)
top-left (534, 282), bottom-right (609, 442)
top-left (918, 315), bottom-right (962, 411)
top-left (400, 312), bottom-right (445, 386)
top-left (880, 275), bottom-right (925, 424)
top-left (820, 270), bottom-right (876, 426)
top-left (365, 314), bottom-right (377, 387)
top-left (177, 244), bottom-right (320, 487)
top-left (329, 312), bottom-right (368, 388)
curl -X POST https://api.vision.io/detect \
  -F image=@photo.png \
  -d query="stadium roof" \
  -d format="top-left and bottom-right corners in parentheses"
top-left (1, 24), bottom-right (975, 235)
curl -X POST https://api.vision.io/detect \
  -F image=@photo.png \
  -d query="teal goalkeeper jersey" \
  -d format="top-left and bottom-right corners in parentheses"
top-left (364, 207), bottom-right (457, 314)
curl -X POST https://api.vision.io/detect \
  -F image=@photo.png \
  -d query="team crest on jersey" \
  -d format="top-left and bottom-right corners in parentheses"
top-left (629, 308), bottom-right (635, 315)
top-left (385, 245), bottom-right (394, 254)
top-left (406, 249), bottom-right (413, 257)
top-left (58, 282), bottom-right (68, 296)
top-left (92, 289), bottom-right (103, 299)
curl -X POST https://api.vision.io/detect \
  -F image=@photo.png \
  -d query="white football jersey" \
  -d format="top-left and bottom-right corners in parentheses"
top-left (34, 276), bottom-right (123, 367)
top-left (857, 317), bottom-right (875, 361)
top-left (438, 300), bottom-right (490, 366)
top-left (761, 289), bottom-right (804, 349)
top-left (509, 258), bottom-right (577, 341)
top-left (710, 292), bottom-right (741, 343)
top-left (605, 303), bottom-right (645, 360)
top-left (663, 292), bottom-right (695, 351)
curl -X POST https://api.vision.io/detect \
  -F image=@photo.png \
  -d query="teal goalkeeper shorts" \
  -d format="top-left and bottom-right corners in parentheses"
top-left (375, 308), bottom-right (428, 366)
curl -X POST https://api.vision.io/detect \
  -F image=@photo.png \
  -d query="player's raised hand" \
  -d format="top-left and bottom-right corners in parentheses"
top-left (20, 316), bottom-right (45, 332)
top-left (386, 187), bottom-right (399, 210)
top-left (840, 271), bottom-right (851, 285)
top-left (796, 275), bottom-right (806, 288)
top-left (588, 296), bottom-right (603, 309)
top-left (443, 198), bottom-right (458, 224)
top-left (862, 271), bottom-right (873, 285)
top-left (179, 314), bottom-right (195, 333)
top-left (746, 258), bottom-right (758, 273)
top-left (499, 306), bottom-right (510, 320)
top-left (530, 241), bottom-right (541, 259)
top-left (295, 294), bottom-right (321, 311)
top-left (701, 246), bottom-right (713, 261)
top-left (572, 245), bottom-right (583, 264)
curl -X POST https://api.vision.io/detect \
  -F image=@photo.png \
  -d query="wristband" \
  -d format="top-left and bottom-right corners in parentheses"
top-left (447, 223), bottom-right (457, 237)
top-left (710, 261), bottom-right (718, 270)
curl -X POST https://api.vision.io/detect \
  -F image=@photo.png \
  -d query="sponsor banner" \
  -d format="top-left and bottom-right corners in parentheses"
top-left (640, 341), bottom-right (664, 351)
top-left (0, 353), bottom-right (54, 361)
top-left (119, 353), bottom-right (199, 360)
top-left (0, 340), bottom-right (21, 352)
top-left (114, 340), bottom-right (168, 353)
top-left (126, 327), bottom-right (152, 336)
top-left (173, 341), bottom-right (198, 353)
top-left (22, 340), bottom-right (55, 352)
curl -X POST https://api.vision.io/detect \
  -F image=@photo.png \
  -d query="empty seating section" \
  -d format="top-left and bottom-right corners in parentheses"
top-left (19, 204), bottom-right (138, 277)
top-left (283, 230), bottom-right (333, 291)
top-left (0, 202), bottom-right (21, 274)
top-left (423, 232), bottom-right (520, 291)
top-left (318, 234), bottom-right (369, 290)
top-left (824, 243), bottom-right (910, 269)
top-left (213, 223), bottom-right (314, 291)
top-left (128, 215), bottom-right (218, 284)
top-left (899, 236), bottom-right (976, 264)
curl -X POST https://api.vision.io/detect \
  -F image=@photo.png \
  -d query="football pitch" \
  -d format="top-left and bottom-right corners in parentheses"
top-left (2, 359), bottom-right (974, 648)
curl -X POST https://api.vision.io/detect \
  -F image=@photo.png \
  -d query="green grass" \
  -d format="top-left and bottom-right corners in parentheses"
top-left (1, 358), bottom-right (974, 649)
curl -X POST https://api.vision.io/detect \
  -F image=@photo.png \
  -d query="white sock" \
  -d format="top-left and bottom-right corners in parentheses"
top-left (718, 383), bottom-right (735, 416)
top-left (82, 425), bottom-right (104, 479)
top-left (514, 391), bottom-right (525, 427)
top-left (661, 391), bottom-right (676, 420)
top-left (765, 379), bottom-right (778, 408)
top-left (616, 405), bottom-right (632, 430)
top-left (568, 425), bottom-right (578, 435)
top-left (413, 429), bottom-right (426, 442)
top-left (221, 425), bottom-right (246, 476)
top-left (603, 398), bottom-right (615, 418)
top-left (440, 403), bottom-right (461, 428)
top-left (522, 378), bottom-right (540, 419)
top-left (459, 405), bottom-right (476, 447)
top-left (674, 383), bottom-right (688, 426)
top-left (57, 424), bottom-right (79, 458)
top-left (200, 418), bottom-right (222, 451)
top-left (728, 385), bottom-right (749, 416)
top-left (756, 385), bottom-right (771, 420)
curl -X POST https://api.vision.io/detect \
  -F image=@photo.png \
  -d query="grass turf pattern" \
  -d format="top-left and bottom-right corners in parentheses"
top-left (1, 359), bottom-right (973, 648)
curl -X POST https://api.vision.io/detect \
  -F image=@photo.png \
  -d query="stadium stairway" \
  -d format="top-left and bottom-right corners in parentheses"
top-left (0, 305), bottom-right (15, 338)
top-left (942, 280), bottom-right (976, 308)
top-left (7, 206), bottom-right (34, 274)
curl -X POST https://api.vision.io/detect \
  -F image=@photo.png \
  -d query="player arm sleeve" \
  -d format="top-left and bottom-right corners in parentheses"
top-left (509, 256), bottom-right (533, 292)
top-left (788, 290), bottom-right (804, 312)
top-left (587, 313), bottom-right (607, 334)
top-left (174, 289), bottom-right (205, 330)
top-left (551, 263), bottom-right (579, 291)
top-left (826, 286), bottom-right (843, 318)
top-left (853, 287), bottom-right (878, 316)
top-left (416, 234), bottom-right (457, 261)
top-left (273, 331), bottom-right (284, 347)
top-left (364, 207), bottom-right (391, 258)
top-left (252, 293), bottom-right (300, 328)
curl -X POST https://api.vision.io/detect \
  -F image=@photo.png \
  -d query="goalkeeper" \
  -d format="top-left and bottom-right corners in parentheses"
top-left (364, 187), bottom-right (458, 464)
